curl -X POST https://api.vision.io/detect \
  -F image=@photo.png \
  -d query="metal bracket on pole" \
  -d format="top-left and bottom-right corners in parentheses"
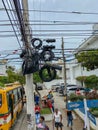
top-left (84, 98), bottom-right (90, 130)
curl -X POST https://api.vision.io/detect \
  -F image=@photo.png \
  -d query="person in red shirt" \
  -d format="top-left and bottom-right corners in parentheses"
top-left (35, 104), bottom-right (41, 124)
top-left (75, 88), bottom-right (81, 95)
top-left (35, 104), bottom-right (40, 113)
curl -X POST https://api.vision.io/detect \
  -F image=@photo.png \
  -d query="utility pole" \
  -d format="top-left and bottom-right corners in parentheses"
top-left (61, 37), bottom-right (68, 108)
top-left (22, 0), bottom-right (36, 130)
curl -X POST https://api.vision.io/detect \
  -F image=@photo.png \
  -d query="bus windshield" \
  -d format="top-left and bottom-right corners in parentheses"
top-left (0, 94), bottom-right (2, 107)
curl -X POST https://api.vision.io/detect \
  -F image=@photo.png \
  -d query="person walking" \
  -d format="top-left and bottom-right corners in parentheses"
top-left (66, 109), bottom-right (73, 129)
top-left (75, 88), bottom-right (81, 95)
top-left (36, 116), bottom-right (49, 130)
top-left (53, 108), bottom-right (63, 130)
top-left (35, 104), bottom-right (41, 124)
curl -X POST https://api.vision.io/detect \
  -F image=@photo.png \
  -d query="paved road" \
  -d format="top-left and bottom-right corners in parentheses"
top-left (12, 89), bottom-right (84, 130)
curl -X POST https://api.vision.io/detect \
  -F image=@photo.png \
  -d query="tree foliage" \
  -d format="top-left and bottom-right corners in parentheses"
top-left (33, 72), bottom-right (43, 83)
top-left (0, 68), bottom-right (25, 87)
top-left (84, 75), bottom-right (98, 89)
top-left (75, 50), bottom-right (98, 70)
top-left (76, 75), bottom-right (98, 90)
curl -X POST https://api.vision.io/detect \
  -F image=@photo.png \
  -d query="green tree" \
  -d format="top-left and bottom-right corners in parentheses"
top-left (0, 68), bottom-right (25, 87)
top-left (16, 74), bottom-right (25, 85)
top-left (76, 76), bottom-right (87, 86)
top-left (84, 75), bottom-right (98, 89)
top-left (33, 72), bottom-right (42, 83)
top-left (75, 50), bottom-right (98, 70)
top-left (0, 76), bottom-right (9, 84)
top-left (76, 75), bottom-right (98, 90)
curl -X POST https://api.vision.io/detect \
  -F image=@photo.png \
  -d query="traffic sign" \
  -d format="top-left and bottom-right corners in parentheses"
top-left (67, 101), bottom-right (84, 110)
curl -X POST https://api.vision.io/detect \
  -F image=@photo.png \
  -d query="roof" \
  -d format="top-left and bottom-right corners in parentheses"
top-left (0, 82), bottom-right (22, 93)
top-left (77, 34), bottom-right (98, 52)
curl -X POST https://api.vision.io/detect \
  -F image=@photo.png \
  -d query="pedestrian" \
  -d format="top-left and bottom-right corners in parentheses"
top-left (75, 88), bottom-right (81, 95)
top-left (51, 97), bottom-right (55, 112)
top-left (47, 91), bottom-right (53, 99)
top-left (47, 98), bottom-right (54, 113)
top-left (34, 94), bottom-right (40, 105)
top-left (36, 116), bottom-right (49, 130)
top-left (66, 109), bottom-right (73, 129)
top-left (35, 104), bottom-right (41, 124)
top-left (53, 108), bottom-right (63, 130)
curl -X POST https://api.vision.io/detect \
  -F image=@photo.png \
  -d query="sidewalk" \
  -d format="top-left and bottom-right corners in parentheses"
top-left (46, 92), bottom-right (84, 130)
top-left (12, 91), bottom-right (84, 130)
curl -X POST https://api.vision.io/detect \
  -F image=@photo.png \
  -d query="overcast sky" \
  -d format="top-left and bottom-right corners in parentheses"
top-left (0, 0), bottom-right (98, 67)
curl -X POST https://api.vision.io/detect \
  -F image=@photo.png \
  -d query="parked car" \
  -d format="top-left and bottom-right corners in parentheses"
top-left (67, 86), bottom-right (85, 96)
top-left (66, 84), bottom-right (82, 88)
top-left (51, 84), bottom-right (60, 92)
top-left (37, 85), bottom-right (43, 90)
top-left (58, 85), bottom-right (64, 94)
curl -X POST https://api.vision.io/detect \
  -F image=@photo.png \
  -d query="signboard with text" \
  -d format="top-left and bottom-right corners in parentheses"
top-left (67, 101), bottom-right (84, 110)
top-left (67, 99), bottom-right (98, 110)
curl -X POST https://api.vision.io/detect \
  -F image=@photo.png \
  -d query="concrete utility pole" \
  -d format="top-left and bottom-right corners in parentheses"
top-left (22, 0), bottom-right (36, 130)
top-left (61, 37), bottom-right (68, 108)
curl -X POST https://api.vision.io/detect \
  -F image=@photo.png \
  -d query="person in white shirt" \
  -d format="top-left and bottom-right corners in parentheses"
top-left (53, 108), bottom-right (63, 130)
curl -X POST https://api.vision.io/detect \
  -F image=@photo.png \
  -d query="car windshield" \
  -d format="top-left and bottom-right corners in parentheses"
top-left (0, 94), bottom-right (2, 107)
top-left (67, 84), bottom-right (82, 88)
top-left (68, 88), bottom-right (77, 91)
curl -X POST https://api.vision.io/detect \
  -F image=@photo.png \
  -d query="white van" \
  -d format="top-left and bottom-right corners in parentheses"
top-left (67, 85), bottom-right (84, 96)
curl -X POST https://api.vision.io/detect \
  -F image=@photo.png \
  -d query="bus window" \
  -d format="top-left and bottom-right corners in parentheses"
top-left (18, 88), bottom-right (21, 99)
top-left (7, 91), bottom-right (12, 110)
top-left (13, 89), bottom-right (18, 105)
top-left (0, 94), bottom-right (2, 107)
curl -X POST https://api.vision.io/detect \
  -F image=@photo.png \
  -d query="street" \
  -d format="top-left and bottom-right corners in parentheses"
top-left (12, 89), bottom-right (84, 130)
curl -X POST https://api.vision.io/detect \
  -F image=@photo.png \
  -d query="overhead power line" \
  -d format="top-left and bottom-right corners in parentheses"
top-left (0, 29), bottom-right (96, 33)
top-left (1, 8), bottom-right (98, 15)
top-left (0, 22), bottom-right (98, 26)
top-left (2, 0), bottom-right (22, 49)
top-left (1, 19), bottom-right (98, 24)
top-left (0, 33), bottom-right (97, 37)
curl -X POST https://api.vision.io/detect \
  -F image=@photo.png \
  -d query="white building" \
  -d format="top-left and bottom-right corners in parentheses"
top-left (65, 24), bottom-right (98, 85)
top-left (0, 60), bottom-right (7, 76)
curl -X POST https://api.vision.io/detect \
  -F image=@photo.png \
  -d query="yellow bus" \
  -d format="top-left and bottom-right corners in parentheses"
top-left (0, 82), bottom-right (25, 130)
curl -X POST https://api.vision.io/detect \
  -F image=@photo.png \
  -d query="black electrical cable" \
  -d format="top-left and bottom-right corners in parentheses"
top-left (1, 19), bottom-right (98, 25)
top-left (1, 8), bottom-right (98, 15)
top-left (8, 0), bottom-right (21, 35)
top-left (0, 29), bottom-right (96, 33)
top-left (0, 33), bottom-right (98, 37)
top-left (2, 0), bottom-right (22, 49)
top-left (12, 0), bottom-right (28, 46)
top-left (6, 0), bottom-right (19, 32)
top-left (0, 22), bottom-right (98, 26)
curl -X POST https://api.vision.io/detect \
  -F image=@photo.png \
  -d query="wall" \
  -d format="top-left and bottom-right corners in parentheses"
top-left (0, 64), bottom-right (7, 76)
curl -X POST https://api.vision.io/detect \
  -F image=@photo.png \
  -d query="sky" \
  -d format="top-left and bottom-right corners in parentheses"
top-left (0, 0), bottom-right (98, 68)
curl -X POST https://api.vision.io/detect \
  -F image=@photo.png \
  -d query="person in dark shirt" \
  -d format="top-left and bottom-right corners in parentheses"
top-left (65, 109), bottom-right (73, 128)
top-left (34, 94), bottom-right (40, 105)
